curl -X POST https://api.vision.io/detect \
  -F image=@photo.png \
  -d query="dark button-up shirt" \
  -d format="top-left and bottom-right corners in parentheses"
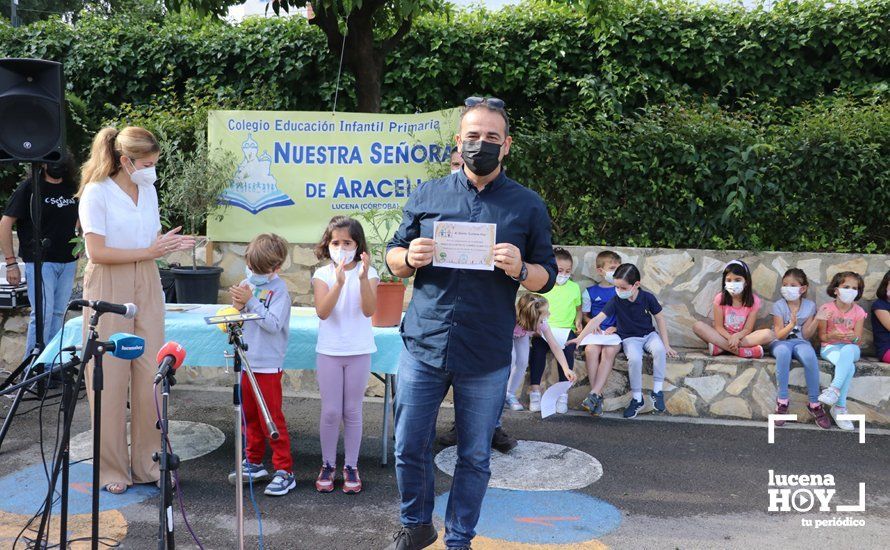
top-left (387, 168), bottom-right (557, 373)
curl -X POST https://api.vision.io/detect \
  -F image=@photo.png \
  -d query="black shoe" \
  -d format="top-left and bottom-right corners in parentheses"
top-left (436, 424), bottom-right (457, 447)
top-left (385, 523), bottom-right (438, 550)
top-left (491, 426), bottom-right (517, 453)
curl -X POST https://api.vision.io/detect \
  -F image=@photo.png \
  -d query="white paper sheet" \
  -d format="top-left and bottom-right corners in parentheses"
top-left (432, 221), bottom-right (496, 270)
top-left (540, 381), bottom-right (573, 419)
top-left (549, 327), bottom-right (571, 348)
top-left (579, 333), bottom-right (622, 346)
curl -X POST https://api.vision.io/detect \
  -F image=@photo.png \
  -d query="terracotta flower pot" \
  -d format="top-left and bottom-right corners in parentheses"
top-left (372, 281), bottom-right (406, 327)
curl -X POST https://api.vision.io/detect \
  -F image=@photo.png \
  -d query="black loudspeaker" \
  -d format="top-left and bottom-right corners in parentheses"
top-left (0, 58), bottom-right (66, 163)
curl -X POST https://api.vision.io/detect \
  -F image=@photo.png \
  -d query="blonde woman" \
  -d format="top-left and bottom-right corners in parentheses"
top-left (78, 126), bottom-right (193, 494)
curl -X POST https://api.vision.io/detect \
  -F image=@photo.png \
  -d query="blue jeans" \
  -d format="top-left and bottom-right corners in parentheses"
top-left (770, 339), bottom-right (821, 402)
top-left (394, 347), bottom-right (509, 548)
top-left (24, 261), bottom-right (77, 357)
top-left (821, 344), bottom-right (860, 408)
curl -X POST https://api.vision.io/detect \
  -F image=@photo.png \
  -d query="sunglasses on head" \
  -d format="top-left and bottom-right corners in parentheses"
top-left (464, 96), bottom-right (506, 109)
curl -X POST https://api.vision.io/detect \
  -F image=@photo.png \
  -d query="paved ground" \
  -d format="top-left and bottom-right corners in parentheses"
top-left (1, 382), bottom-right (888, 549)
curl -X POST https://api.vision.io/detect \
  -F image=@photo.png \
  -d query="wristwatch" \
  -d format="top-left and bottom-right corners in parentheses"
top-left (511, 262), bottom-right (528, 282)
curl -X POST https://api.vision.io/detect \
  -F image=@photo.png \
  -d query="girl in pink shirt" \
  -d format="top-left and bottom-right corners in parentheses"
top-left (816, 271), bottom-right (867, 431)
top-left (693, 260), bottom-right (775, 358)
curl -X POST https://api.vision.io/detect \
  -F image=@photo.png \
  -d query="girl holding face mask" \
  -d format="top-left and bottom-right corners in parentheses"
top-left (816, 271), bottom-right (867, 430)
top-left (769, 268), bottom-right (829, 429)
top-left (693, 260), bottom-right (774, 359)
top-left (312, 216), bottom-right (378, 493)
top-left (78, 126), bottom-right (194, 494)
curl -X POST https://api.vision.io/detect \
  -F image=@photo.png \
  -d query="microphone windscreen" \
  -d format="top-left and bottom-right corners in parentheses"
top-left (216, 306), bottom-right (241, 332)
top-left (124, 303), bottom-right (138, 319)
top-left (108, 333), bottom-right (145, 360)
top-left (156, 341), bottom-right (186, 369)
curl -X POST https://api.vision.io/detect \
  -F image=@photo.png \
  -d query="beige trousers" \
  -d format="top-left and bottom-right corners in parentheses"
top-left (82, 260), bottom-right (164, 487)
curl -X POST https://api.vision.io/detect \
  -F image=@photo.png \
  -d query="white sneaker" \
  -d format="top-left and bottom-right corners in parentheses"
top-left (556, 393), bottom-right (569, 414)
top-left (830, 406), bottom-right (855, 430)
top-left (505, 394), bottom-right (524, 411)
top-left (528, 391), bottom-right (542, 412)
top-left (818, 387), bottom-right (839, 406)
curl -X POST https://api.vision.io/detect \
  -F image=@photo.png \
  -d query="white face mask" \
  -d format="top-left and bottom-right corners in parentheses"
top-left (450, 167), bottom-right (462, 174)
top-left (604, 270), bottom-right (615, 284)
top-left (780, 286), bottom-right (802, 301)
top-left (127, 159), bottom-right (157, 187)
top-left (725, 281), bottom-right (745, 295)
top-left (329, 246), bottom-right (356, 265)
top-left (556, 274), bottom-right (570, 286)
top-left (837, 288), bottom-right (858, 304)
top-left (616, 287), bottom-right (634, 300)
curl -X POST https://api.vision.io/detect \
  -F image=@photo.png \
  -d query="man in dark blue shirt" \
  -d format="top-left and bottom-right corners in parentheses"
top-left (385, 99), bottom-right (557, 550)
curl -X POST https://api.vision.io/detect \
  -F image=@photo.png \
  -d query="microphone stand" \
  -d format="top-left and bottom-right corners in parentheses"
top-left (153, 369), bottom-right (179, 550)
top-left (31, 333), bottom-right (95, 549)
top-left (224, 322), bottom-right (278, 550)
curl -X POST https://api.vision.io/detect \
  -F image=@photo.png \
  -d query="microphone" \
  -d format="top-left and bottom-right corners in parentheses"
top-left (106, 333), bottom-right (145, 360)
top-left (69, 299), bottom-right (137, 319)
top-left (153, 342), bottom-right (186, 385)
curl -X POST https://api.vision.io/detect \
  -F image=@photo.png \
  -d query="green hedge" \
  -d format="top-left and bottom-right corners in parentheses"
top-left (1, 1), bottom-right (886, 122)
top-left (509, 98), bottom-right (890, 253)
top-left (1, 1), bottom-right (888, 252)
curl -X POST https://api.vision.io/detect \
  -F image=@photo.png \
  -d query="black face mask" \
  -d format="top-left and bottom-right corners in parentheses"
top-left (45, 164), bottom-right (65, 179)
top-left (460, 140), bottom-right (502, 177)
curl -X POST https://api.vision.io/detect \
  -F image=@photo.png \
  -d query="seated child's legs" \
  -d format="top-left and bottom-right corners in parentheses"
top-left (693, 320), bottom-right (731, 351)
top-left (643, 332), bottom-right (666, 390)
top-left (791, 342), bottom-right (821, 404)
top-left (739, 328), bottom-right (776, 347)
top-left (588, 345), bottom-right (620, 395)
top-left (770, 340), bottom-right (794, 400)
top-left (820, 344), bottom-right (860, 407)
top-left (528, 336), bottom-right (549, 391)
top-left (621, 337), bottom-right (646, 395)
top-left (584, 344), bottom-right (601, 385)
top-left (557, 331), bottom-right (577, 383)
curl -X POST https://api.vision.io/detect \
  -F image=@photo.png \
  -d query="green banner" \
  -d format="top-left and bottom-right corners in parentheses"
top-left (207, 108), bottom-right (460, 243)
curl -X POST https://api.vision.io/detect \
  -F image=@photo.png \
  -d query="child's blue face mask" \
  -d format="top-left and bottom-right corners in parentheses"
top-left (245, 266), bottom-right (270, 286)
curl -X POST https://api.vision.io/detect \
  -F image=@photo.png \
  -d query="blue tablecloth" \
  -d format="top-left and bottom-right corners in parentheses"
top-left (36, 304), bottom-right (403, 374)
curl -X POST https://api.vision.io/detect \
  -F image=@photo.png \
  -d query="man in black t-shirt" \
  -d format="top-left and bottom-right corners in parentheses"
top-left (0, 157), bottom-right (79, 355)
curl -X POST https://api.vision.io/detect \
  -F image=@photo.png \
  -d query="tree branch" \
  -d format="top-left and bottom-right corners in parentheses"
top-left (382, 15), bottom-right (413, 55)
top-left (308, 3), bottom-right (345, 56)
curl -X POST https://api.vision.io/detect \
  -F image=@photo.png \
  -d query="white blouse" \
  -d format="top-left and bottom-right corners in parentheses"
top-left (79, 177), bottom-right (161, 257)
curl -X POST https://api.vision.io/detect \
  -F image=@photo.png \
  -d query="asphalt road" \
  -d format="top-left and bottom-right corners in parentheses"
top-left (1, 383), bottom-right (888, 549)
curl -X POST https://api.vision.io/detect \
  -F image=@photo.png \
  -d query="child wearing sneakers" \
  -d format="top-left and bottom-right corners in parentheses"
top-left (817, 271), bottom-right (867, 431)
top-left (527, 248), bottom-right (582, 413)
top-left (312, 216), bottom-right (378, 494)
top-left (693, 260), bottom-right (774, 358)
top-left (506, 294), bottom-right (576, 411)
top-left (769, 268), bottom-right (830, 429)
top-left (569, 263), bottom-right (678, 419)
top-left (227, 233), bottom-right (295, 496)
top-left (580, 250), bottom-right (622, 416)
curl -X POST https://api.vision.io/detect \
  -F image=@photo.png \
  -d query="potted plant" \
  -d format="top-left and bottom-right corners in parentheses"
top-left (354, 208), bottom-right (407, 327)
top-left (159, 138), bottom-right (236, 304)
